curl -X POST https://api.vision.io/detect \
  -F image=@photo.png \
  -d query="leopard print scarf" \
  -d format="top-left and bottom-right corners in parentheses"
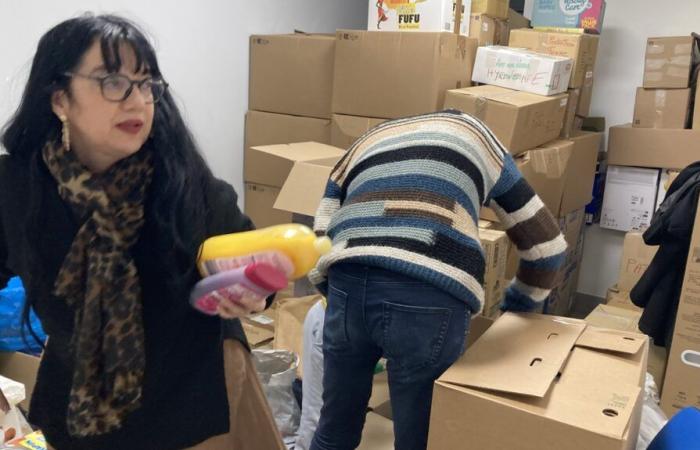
top-left (42, 141), bottom-right (153, 437)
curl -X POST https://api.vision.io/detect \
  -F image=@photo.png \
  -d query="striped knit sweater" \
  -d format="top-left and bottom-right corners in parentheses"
top-left (309, 111), bottom-right (567, 314)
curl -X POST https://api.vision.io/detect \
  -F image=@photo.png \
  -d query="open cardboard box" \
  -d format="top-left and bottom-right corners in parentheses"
top-left (428, 313), bottom-right (647, 450)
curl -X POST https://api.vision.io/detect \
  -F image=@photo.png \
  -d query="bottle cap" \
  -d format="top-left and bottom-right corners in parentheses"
top-left (245, 263), bottom-right (288, 292)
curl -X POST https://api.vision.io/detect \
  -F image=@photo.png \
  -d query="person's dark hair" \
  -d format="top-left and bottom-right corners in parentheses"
top-left (1, 13), bottom-right (212, 346)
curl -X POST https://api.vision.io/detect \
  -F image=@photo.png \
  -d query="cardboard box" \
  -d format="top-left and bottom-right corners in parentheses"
top-left (532, 0), bottom-right (606, 34)
top-left (469, 14), bottom-right (508, 47)
top-left (607, 125), bottom-right (700, 170)
top-left (633, 88), bottom-right (691, 129)
top-left (601, 166), bottom-right (660, 232)
top-left (0, 352), bottom-right (40, 412)
top-left (245, 111), bottom-right (331, 154)
top-left (274, 157), bottom-right (343, 219)
top-left (561, 88), bottom-right (581, 138)
top-left (333, 30), bottom-right (478, 119)
top-left (655, 169), bottom-right (680, 211)
top-left (241, 320), bottom-right (275, 348)
top-left (249, 34), bottom-right (335, 119)
top-left (618, 232), bottom-right (658, 293)
top-left (245, 142), bottom-right (345, 188)
top-left (244, 183), bottom-right (290, 228)
top-left (577, 72), bottom-right (594, 116)
top-left (330, 114), bottom-right (387, 150)
top-left (507, 8), bottom-right (531, 35)
top-left (661, 204), bottom-right (700, 416)
top-left (586, 303), bottom-right (669, 390)
top-left (470, 0), bottom-right (508, 19)
top-left (358, 412), bottom-right (394, 450)
top-left (428, 313), bottom-right (647, 450)
top-left (471, 46), bottom-right (573, 96)
top-left (643, 36), bottom-right (700, 89)
top-left (586, 304), bottom-right (641, 333)
top-left (444, 85), bottom-right (569, 153)
top-left (479, 228), bottom-right (508, 318)
top-left (368, 0), bottom-right (471, 35)
top-left (509, 29), bottom-right (599, 88)
top-left (605, 286), bottom-right (641, 312)
top-left (515, 133), bottom-right (601, 217)
top-left (273, 295), bottom-right (322, 378)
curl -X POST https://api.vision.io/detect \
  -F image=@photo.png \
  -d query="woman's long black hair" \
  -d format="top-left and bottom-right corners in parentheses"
top-left (1, 14), bottom-right (213, 346)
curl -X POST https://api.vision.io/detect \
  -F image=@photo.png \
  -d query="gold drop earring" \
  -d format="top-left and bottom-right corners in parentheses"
top-left (59, 115), bottom-right (71, 152)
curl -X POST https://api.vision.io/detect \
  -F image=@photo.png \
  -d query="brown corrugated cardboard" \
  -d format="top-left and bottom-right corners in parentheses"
top-left (332, 30), bottom-right (477, 119)
top-left (586, 303), bottom-right (668, 390)
top-left (273, 295), bottom-right (322, 378)
top-left (515, 133), bottom-right (601, 217)
top-left (274, 157), bottom-right (342, 218)
top-left (241, 321), bottom-right (275, 348)
top-left (245, 111), bottom-right (331, 153)
top-left (469, 14), bottom-right (508, 46)
top-left (471, 0), bottom-right (508, 19)
top-left (479, 228), bottom-right (508, 318)
top-left (561, 88), bottom-right (581, 138)
top-left (0, 352), bottom-right (40, 412)
top-left (633, 88), bottom-right (691, 129)
top-left (607, 125), bottom-right (700, 170)
top-left (643, 35), bottom-right (700, 89)
top-left (249, 34), bottom-right (335, 118)
top-left (509, 29), bottom-right (600, 88)
top-left (618, 232), bottom-right (658, 293)
top-left (661, 203), bottom-right (700, 416)
top-left (330, 114), bottom-right (386, 150)
top-left (578, 72), bottom-right (594, 116)
top-left (444, 85), bottom-right (569, 153)
top-left (244, 183), bottom-right (291, 228)
top-left (245, 142), bottom-right (345, 188)
top-left (358, 412), bottom-right (394, 450)
top-left (428, 313), bottom-right (647, 450)
top-left (606, 286), bottom-right (642, 312)
top-left (507, 8), bottom-right (531, 36)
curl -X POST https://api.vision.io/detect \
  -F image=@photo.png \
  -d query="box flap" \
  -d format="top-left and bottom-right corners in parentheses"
top-left (246, 141), bottom-right (344, 187)
top-left (438, 313), bottom-right (586, 397)
top-left (274, 156), bottom-right (342, 216)
top-left (576, 327), bottom-right (646, 355)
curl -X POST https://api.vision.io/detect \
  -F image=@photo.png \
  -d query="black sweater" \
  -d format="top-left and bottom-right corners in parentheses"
top-left (0, 154), bottom-right (254, 449)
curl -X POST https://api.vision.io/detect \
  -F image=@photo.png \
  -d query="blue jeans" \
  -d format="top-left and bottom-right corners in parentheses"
top-left (310, 263), bottom-right (471, 450)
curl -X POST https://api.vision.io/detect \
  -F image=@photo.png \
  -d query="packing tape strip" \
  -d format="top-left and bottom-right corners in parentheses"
top-left (654, 90), bottom-right (667, 108)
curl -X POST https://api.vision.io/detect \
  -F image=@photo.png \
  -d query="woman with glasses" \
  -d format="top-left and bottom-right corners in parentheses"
top-left (0, 14), bottom-right (287, 450)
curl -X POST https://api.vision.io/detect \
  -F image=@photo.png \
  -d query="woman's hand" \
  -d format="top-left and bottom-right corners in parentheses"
top-left (210, 284), bottom-right (268, 319)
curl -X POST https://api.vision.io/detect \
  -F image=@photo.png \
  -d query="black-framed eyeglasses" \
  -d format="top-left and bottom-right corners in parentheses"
top-left (64, 72), bottom-right (168, 104)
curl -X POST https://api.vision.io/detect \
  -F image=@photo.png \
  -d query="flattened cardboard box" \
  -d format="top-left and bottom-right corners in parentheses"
top-left (249, 34), bottom-right (335, 118)
top-left (428, 313), bottom-right (647, 450)
top-left (444, 85), bottom-right (569, 154)
top-left (607, 125), bottom-right (700, 170)
top-left (245, 110), bottom-right (331, 153)
top-left (332, 30), bottom-right (478, 119)
top-left (330, 114), bottom-right (386, 150)
top-left (643, 35), bottom-right (700, 89)
top-left (632, 88), bottom-right (691, 129)
top-left (661, 203), bottom-right (700, 416)
top-left (509, 29), bottom-right (600, 88)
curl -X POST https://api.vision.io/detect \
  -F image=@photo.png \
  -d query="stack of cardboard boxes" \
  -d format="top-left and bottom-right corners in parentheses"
top-left (442, 22), bottom-right (603, 318)
top-left (603, 35), bottom-right (700, 232)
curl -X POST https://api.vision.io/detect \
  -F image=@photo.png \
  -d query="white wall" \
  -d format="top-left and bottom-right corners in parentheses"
top-left (523, 0), bottom-right (700, 298)
top-left (0, 0), bottom-right (367, 197)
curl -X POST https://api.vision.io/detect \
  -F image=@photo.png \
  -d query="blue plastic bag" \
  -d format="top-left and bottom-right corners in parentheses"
top-left (0, 277), bottom-right (47, 353)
